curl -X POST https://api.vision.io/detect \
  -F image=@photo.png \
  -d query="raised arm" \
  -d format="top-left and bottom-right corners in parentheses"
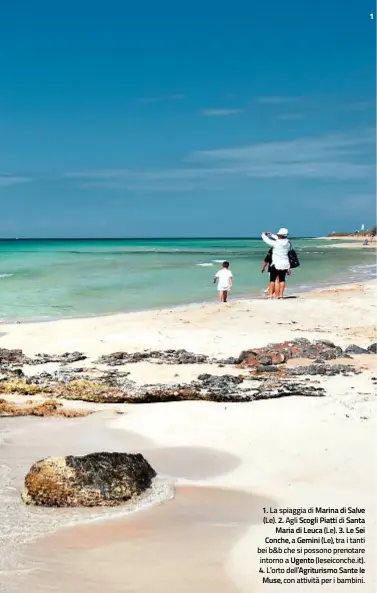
top-left (261, 232), bottom-right (277, 247)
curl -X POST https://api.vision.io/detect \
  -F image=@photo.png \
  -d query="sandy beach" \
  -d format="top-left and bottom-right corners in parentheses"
top-left (317, 235), bottom-right (376, 249)
top-left (1, 280), bottom-right (376, 592)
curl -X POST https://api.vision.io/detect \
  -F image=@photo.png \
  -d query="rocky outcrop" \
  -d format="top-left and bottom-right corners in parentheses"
top-left (0, 370), bottom-right (326, 403)
top-left (51, 379), bottom-right (127, 403)
top-left (368, 343), bottom-right (377, 354)
top-left (0, 348), bottom-right (87, 367)
top-left (237, 339), bottom-right (344, 368)
top-left (96, 349), bottom-right (210, 365)
top-left (286, 364), bottom-right (359, 377)
top-left (22, 452), bottom-right (157, 507)
top-left (95, 375), bottom-right (325, 404)
top-left (0, 398), bottom-right (90, 418)
top-left (0, 378), bottom-right (42, 395)
top-left (25, 352), bottom-right (87, 365)
top-left (0, 348), bottom-right (24, 366)
top-left (344, 345), bottom-right (370, 355)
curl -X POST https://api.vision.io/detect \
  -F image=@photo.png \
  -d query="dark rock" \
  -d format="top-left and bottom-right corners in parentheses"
top-left (313, 359), bottom-right (325, 364)
top-left (25, 352), bottom-right (87, 365)
top-left (314, 340), bottom-right (336, 348)
top-left (237, 339), bottom-right (344, 368)
top-left (367, 343), bottom-right (377, 354)
top-left (96, 349), bottom-right (210, 366)
top-left (114, 374), bottom-right (325, 403)
top-left (0, 364), bottom-right (327, 405)
top-left (287, 364), bottom-right (359, 377)
top-left (344, 345), bottom-right (370, 355)
top-left (255, 366), bottom-right (280, 373)
top-left (251, 384), bottom-right (325, 400)
top-left (258, 356), bottom-right (273, 366)
top-left (22, 452), bottom-right (156, 507)
top-left (0, 348), bottom-right (24, 366)
top-left (219, 357), bottom-right (239, 365)
top-left (0, 367), bottom-right (24, 378)
top-left (197, 373), bottom-right (243, 385)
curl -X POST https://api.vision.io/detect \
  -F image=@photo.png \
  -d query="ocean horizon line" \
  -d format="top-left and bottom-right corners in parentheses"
top-left (0, 236), bottom-right (316, 241)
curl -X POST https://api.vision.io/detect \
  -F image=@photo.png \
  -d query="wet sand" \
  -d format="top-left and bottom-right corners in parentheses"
top-left (8, 485), bottom-right (272, 593)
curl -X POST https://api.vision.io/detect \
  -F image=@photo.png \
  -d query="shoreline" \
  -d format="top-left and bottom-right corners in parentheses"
top-left (0, 262), bottom-right (375, 328)
top-left (0, 278), bottom-right (376, 360)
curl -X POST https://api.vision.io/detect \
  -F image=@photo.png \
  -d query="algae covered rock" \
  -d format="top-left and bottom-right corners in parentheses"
top-left (0, 398), bottom-right (90, 418)
top-left (0, 378), bottom-right (42, 395)
top-left (22, 452), bottom-right (157, 507)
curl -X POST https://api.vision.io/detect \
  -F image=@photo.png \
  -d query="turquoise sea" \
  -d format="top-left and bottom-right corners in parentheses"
top-left (0, 238), bottom-right (375, 321)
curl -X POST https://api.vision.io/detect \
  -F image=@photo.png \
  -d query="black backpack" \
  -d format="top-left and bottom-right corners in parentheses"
top-left (288, 242), bottom-right (300, 269)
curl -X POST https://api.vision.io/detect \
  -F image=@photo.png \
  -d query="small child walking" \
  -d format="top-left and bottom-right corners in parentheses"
top-left (213, 261), bottom-right (233, 303)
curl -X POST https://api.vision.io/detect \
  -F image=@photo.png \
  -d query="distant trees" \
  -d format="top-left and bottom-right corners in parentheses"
top-left (328, 226), bottom-right (376, 237)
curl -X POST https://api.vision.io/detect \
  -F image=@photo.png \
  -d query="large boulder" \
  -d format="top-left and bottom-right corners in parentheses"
top-left (22, 452), bottom-right (156, 507)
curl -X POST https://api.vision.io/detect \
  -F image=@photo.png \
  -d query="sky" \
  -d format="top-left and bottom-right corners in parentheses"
top-left (0, 0), bottom-right (376, 238)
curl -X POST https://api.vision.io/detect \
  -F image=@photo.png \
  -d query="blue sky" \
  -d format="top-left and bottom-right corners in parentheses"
top-left (0, 1), bottom-right (375, 237)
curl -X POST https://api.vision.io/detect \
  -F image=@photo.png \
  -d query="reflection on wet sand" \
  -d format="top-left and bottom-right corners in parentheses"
top-left (14, 485), bottom-right (274, 593)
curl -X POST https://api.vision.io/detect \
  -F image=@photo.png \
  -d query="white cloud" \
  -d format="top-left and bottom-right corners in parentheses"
top-left (255, 96), bottom-right (301, 104)
top-left (67, 128), bottom-right (375, 191)
top-left (0, 175), bottom-right (31, 187)
top-left (188, 129), bottom-right (375, 180)
top-left (68, 168), bottom-right (217, 192)
top-left (201, 108), bottom-right (243, 116)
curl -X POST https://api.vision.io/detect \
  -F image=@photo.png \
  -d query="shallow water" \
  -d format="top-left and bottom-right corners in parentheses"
top-left (4, 485), bottom-right (274, 593)
top-left (0, 238), bottom-right (375, 320)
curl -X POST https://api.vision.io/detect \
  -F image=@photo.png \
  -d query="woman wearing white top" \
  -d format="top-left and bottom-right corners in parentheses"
top-left (261, 228), bottom-right (290, 299)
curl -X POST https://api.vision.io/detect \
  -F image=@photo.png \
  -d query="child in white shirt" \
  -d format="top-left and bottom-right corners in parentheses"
top-left (213, 261), bottom-right (233, 303)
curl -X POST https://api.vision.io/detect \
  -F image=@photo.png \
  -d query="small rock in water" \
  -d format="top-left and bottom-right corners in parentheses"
top-left (22, 452), bottom-right (156, 507)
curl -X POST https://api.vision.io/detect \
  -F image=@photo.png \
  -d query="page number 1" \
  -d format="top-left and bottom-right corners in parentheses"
top-left (371, 13), bottom-right (374, 19)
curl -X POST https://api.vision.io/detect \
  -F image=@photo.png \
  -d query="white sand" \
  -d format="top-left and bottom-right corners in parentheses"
top-left (1, 280), bottom-right (376, 592)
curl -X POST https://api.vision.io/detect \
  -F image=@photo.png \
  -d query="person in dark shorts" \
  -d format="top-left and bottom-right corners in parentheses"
top-left (261, 228), bottom-right (291, 298)
top-left (261, 248), bottom-right (274, 296)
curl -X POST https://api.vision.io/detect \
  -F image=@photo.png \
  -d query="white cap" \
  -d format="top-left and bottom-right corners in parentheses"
top-left (277, 227), bottom-right (288, 236)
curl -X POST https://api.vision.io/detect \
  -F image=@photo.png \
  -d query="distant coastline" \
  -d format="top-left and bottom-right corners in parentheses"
top-left (324, 226), bottom-right (376, 239)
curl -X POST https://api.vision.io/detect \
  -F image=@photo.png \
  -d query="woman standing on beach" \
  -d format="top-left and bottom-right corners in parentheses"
top-left (261, 228), bottom-right (290, 298)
